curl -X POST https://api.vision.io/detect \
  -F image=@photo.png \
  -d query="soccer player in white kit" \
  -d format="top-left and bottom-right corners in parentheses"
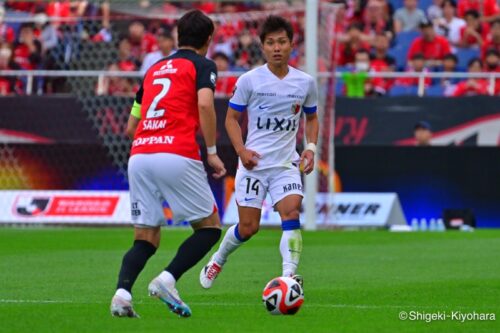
top-left (200, 16), bottom-right (319, 288)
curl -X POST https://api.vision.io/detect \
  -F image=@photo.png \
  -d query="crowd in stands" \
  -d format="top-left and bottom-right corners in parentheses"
top-left (0, 0), bottom-right (498, 97)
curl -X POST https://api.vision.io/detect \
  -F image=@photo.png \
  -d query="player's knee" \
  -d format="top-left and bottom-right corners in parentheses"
top-left (237, 222), bottom-right (259, 239)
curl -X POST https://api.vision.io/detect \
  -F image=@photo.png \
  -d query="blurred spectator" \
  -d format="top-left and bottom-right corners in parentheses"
top-left (0, 6), bottom-right (15, 44)
top-left (484, 49), bottom-right (500, 94)
top-left (408, 20), bottom-right (452, 67)
top-left (233, 30), bottom-right (263, 69)
top-left (451, 58), bottom-right (489, 95)
top-left (5, 1), bottom-right (43, 12)
top-left (338, 23), bottom-right (371, 66)
top-left (127, 21), bottom-right (157, 64)
top-left (362, 0), bottom-right (394, 42)
top-left (459, 10), bottom-right (490, 48)
top-left (394, 0), bottom-right (426, 33)
top-left (434, 0), bottom-right (465, 51)
top-left (428, 0), bottom-right (444, 21)
top-left (13, 23), bottom-right (42, 70)
top-left (33, 12), bottom-right (58, 54)
top-left (396, 53), bottom-right (432, 86)
top-left (414, 121), bottom-right (433, 146)
top-left (371, 33), bottom-right (396, 69)
top-left (354, 48), bottom-right (394, 96)
top-left (481, 19), bottom-right (500, 59)
top-left (0, 43), bottom-right (21, 95)
top-left (99, 63), bottom-right (138, 97)
top-left (116, 38), bottom-right (138, 72)
top-left (140, 29), bottom-right (175, 73)
top-left (333, 0), bottom-right (350, 43)
top-left (212, 52), bottom-right (237, 97)
top-left (484, 49), bottom-right (500, 71)
top-left (440, 53), bottom-right (462, 90)
top-left (457, 0), bottom-right (500, 23)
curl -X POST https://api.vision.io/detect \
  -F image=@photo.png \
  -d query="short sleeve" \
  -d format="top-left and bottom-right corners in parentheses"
top-left (135, 84), bottom-right (144, 104)
top-left (303, 77), bottom-right (318, 114)
top-left (228, 74), bottom-right (251, 112)
top-left (196, 59), bottom-right (217, 91)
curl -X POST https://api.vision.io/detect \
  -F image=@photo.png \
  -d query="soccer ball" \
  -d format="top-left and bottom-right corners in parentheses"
top-left (262, 277), bottom-right (304, 315)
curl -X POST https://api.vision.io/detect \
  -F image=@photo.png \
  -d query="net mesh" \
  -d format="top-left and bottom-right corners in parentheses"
top-left (0, 1), bottom-right (340, 212)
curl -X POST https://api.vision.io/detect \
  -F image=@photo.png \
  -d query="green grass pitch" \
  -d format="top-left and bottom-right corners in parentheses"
top-left (0, 227), bottom-right (499, 333)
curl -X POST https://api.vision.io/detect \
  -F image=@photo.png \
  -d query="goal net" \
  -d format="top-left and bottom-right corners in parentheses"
top-left (0, 0), bottom-right (340, 226)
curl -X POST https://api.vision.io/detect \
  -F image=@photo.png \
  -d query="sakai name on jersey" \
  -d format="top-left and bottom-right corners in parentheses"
top-left (143, 120), bottom-right (167, 130)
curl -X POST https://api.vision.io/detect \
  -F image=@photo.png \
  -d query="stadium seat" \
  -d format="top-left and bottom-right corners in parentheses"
top-left (388, 85), bottom-right (419, 96)
top-left (418, 0), bottom-right (434, 11)
top-left (425, 85), bottom-right (445, 96)
top-left (456, 48), bottom-right (481, 69)
top-left (389, 31), bottom-right (422, 70)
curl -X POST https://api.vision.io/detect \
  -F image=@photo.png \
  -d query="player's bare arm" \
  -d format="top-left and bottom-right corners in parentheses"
top-left (198, 87), bottom-right (226, 179)
top-left (126, 114), bottom-right (140, 140)
top-left (225, 106), bottom-right (261, 170)
top-left (301, 112), bottom-right (319, 175)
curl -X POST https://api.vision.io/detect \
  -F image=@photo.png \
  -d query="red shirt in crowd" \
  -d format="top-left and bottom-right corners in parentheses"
top-left (215, 76), bottom-right (237, 97)
top-left (459, 23), bottom-right (490, 47)
top-left (407, 36), bottom-right (452, 60)
top-left (0, 24), bottom-right (16, 44)
top-left (13, 42), bottom-right (41, 70)
top-left (457, 0), bottom-right (500, 18)
top-left (481, 38), bottom-right (500, 58)
top-left (452, 79), bottom-right (489, 96)
top-left (337, 41), bottom-right (371, 66)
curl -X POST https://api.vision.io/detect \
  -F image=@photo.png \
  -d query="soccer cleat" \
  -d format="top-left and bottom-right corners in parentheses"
top-left (148, 277), bottom-right (192, 318)
top-left (291, 274), bottom-right (304, 289)
top-left (110, 295), bottom-right (140, 318)
top-left (199, 255), bottom-right (223, 289)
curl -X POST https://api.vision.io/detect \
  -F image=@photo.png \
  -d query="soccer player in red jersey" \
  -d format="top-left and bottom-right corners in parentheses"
top-left (110, 10), bottom-right (226, 318)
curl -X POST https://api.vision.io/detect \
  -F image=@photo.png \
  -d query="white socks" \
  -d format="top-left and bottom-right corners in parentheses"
top-left (158, 270), bottom-right (176, 287)
top-left (115, 288), bottom-right (132, 301)
top-left (280, 229), bottom-right (302, 277)
top-left (213, 224), bottom-right (245, 265)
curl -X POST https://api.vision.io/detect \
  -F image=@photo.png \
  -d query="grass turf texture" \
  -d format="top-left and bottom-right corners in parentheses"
top-left (0, 228), bottom-right (499, 333)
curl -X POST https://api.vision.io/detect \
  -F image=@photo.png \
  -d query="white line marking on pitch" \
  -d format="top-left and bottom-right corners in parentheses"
top-left (0, 299), bottom-right (477, 310)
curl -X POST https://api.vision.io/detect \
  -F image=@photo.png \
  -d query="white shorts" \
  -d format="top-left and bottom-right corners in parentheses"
top-left (128, 153), bottom-right (216, 227)
top-left (235, 165), bottom-right (303, 209)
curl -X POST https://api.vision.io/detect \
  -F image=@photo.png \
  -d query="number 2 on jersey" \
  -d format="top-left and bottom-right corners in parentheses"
top-left (146, 78), bottom-right (171, 119)
top-left (245, 177), bottom-right (259, 196)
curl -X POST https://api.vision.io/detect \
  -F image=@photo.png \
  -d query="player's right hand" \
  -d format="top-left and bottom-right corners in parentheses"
top-left (239, 149), bottom-right (261, 170)
top-left (207, 154), bottom-right (227, 179)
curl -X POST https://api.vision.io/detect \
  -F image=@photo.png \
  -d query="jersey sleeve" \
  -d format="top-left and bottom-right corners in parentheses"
top-left (228, 74), bottom-right (251, 112)
top-left (196, 59), bottom-right (217, 91)
top-left (303, 77), bottom-right (318, 114)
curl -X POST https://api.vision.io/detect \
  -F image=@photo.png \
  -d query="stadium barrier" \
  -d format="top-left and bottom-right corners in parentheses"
top-left (223, 192), bottom-right (407, 227)
top-left (1, 70), bottom-right (500, 97)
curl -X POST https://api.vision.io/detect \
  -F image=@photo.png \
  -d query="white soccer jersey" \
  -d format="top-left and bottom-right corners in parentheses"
top-left (229, 65), bottom-right (318, 170)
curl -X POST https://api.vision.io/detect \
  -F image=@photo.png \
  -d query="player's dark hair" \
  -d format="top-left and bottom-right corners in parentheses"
top-left (259, 15), bottom-right (294, 43)
top-left (177, 10), bottom-right (214, 49)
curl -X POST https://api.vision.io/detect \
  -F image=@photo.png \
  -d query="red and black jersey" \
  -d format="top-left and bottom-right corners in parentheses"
top-left (131, 49), bottom-right (217, 160)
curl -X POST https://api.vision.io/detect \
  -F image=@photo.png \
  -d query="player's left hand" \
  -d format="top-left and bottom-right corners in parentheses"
top-left (207, 154), bottom-right (227, 179)
top-left (300, 150), bottom-right (315, 175)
